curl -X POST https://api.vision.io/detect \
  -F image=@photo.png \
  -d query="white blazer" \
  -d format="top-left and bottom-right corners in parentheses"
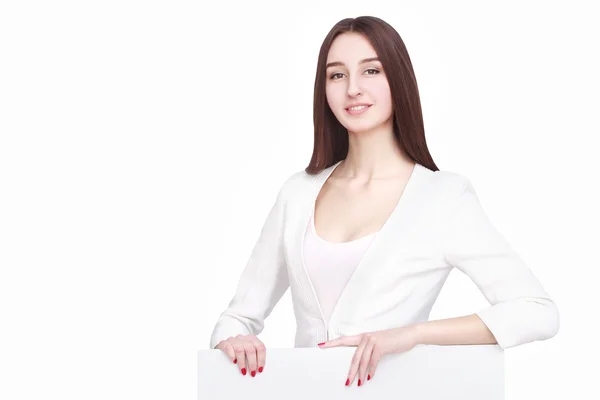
top-left (209, 161), bottom-right (559, 350)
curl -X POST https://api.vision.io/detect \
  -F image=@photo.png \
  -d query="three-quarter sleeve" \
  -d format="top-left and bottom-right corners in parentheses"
top-left (209, 184), bottom-right (290, 350)
top-left (440, 178), bottom-right (559, 349)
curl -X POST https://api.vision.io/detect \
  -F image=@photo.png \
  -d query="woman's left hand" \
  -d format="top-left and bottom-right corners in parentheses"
top-left (318, 325), bottom-right (420, 387)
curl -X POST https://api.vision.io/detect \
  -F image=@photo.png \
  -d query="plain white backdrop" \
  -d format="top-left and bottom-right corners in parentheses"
top-left (1, 1), bottom-right (598, 399)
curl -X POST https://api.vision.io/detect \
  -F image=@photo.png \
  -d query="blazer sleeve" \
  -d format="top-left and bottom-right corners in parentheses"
top-left (209, 184), bottom-right (290, 350)
top-left (439, 178), bottom-right (559, 349)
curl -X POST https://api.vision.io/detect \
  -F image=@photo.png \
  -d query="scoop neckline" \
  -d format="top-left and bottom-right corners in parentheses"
top-left (310, 209), bottom-right (377, 245)
top-left (309, 160), bottom-right (422, 245)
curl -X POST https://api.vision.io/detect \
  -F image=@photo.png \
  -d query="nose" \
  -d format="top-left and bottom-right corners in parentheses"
top-left (347, 75), bottom-right (362, 97)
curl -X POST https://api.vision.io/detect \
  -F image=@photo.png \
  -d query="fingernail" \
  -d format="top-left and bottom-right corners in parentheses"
top-left (233, 359), bottom-right (237, 364)
top-left (258, 366), bottom-right (263, 373)
top-left (368, 374), bottom-right (371, 380)
top-left (358, 379), bottom-right (362, 386)
top-left (318, 342), bottom-right (325, 346)
top-left (251, 370), bottom-right (256, 377)
top-left (241, 368), bottom-right (246, 375)
top-left (345, 378), bottom-right (350, 386)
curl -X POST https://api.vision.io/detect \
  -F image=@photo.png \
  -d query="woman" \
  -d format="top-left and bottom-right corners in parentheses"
top-left (209, 16), bottom-right (559, 387)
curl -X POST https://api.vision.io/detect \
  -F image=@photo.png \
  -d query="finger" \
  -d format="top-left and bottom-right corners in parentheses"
top-left (243, 341), bottom-right (258, 377)
top-left (321, 335), bottom-right (360, 348)
top-left (223, 342), bottom-right (236, 363)
top-left (318, 338), bottom-right (337, 348)
top-left (252, 338), bottom-right (266, 373)
top-left (360, 337), bottom-right (376, 385)
top-left (233, 342), bottom-right (247, 376)
top-left (368, 345), bottom-right (382, 380)
top-left (347, 336), bottom-right (369, 386)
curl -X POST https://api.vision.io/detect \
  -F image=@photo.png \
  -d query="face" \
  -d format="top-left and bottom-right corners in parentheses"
top-left (325, 32), bottom-right (393, 134)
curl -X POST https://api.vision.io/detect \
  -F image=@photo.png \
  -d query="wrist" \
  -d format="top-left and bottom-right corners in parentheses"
top-left (408, 323), bottom-right (423, 346)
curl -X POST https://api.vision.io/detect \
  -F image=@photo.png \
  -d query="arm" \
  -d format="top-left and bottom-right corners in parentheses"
top-left (209, 184), bottom-right (290, 349)
top-left (412, 314), bottom-right (497, 346)
top-left (419, 179), bottom-right (559, 350)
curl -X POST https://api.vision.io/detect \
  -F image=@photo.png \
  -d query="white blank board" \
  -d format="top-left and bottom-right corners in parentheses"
top-left (198, 344), bottom-right (504, 399)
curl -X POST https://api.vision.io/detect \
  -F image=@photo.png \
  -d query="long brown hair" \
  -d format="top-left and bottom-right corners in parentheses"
top-left (305, 16), bottom-right (439, 174)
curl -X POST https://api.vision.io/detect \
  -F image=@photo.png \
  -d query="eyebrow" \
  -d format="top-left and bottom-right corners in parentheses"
top-left (325, 57), bottom-right (380, 69)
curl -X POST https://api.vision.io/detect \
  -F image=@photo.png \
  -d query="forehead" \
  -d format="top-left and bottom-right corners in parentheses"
top-left (327, 33), bottom-right (378, 62)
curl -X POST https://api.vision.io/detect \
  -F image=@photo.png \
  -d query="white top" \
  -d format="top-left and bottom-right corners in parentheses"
top-left (209, 161), bottom-right (559, 350)
top-left (303, 209), bottom-right (377, 324)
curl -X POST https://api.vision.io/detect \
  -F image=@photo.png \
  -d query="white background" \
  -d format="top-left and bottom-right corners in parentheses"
top-left (1, 1), bottom-right (598, 399)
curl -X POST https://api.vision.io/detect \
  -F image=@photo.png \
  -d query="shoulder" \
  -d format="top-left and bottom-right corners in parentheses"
top-left (271, 169), bottom-right (315, 204)
top-left (424, 166), bottom-right (473, 200)
top-left (279, 169), bottom-right (315, 197)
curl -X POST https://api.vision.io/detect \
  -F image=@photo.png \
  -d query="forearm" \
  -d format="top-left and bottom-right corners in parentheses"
top-left (411, 314), bottom-right (498, 346)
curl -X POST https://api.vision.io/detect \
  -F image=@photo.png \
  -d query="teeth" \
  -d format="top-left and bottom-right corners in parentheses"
top-left (348, 105), bottom-right (368, 111)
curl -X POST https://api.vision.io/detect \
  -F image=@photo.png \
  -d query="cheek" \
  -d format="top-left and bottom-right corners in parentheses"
top-left (325, 85), bottom-right (341, 110)
top-left (372, 81), bottom-right (392, 107)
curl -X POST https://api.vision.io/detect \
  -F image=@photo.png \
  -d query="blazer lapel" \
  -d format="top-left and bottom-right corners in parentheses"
top-left (329, 163), bottom-right (428, 328)
top-left (289, 161), bottom-right (342, 325)
top-left (290, 161), bottom-right (428, 332)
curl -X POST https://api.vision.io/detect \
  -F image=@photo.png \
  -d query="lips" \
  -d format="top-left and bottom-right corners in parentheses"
top-left (345, 104), bottom-right (372, 115)
top-left (345, 103), bottom-right (372, 110)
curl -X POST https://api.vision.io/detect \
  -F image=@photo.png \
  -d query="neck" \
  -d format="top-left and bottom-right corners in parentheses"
top-left (341, 124), bottom-right (414, 180)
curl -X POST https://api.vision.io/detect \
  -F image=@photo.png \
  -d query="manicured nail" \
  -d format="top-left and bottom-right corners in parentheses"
top-left (318, 342), bottom-right (325, 346)
top-left (258, 366), bottom-right (263, 373)
top-left (251, 370), bottom-right (256, 377)
top-left (358, 379), bottom-right (362, 386)
top-left (368, 374), bottom-right (371, 380)
top-left (345, 378), bottom-right (350, 386)
top-left (241, 368), bottom-right (246, 375)
top-left (233, 359), bottom-right (237, 364)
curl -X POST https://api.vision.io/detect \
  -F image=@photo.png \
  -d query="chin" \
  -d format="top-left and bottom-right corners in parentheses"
top-left (345, 125), bottom-right (377, 135)
top-left (345, 118), bottom-right (381, 131)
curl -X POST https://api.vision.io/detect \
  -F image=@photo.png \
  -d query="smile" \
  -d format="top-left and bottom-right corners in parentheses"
top-left (345, 105), bottom-right (372, 115)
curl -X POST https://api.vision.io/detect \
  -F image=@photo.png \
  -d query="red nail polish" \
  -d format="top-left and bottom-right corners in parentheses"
top-left (251, 370), bottom-right (256, 377)
top-left (345, 378), bottom-right (350, 386)
top-left (241, 368), bottom-right (246, 375)
top-left (258, 366), bottom-right (263, 373)
top-left (368, 374), bottom-right (371, 380)
top-left (318, 342), bottom-right (325, 346)
top-left (358, 379), bottom-right (362, 386)
top-left (233, 359), bottom-right (237, 364)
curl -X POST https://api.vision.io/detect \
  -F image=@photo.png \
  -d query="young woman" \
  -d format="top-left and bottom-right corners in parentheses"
top-left (210, 16), bottom-right (559, 387)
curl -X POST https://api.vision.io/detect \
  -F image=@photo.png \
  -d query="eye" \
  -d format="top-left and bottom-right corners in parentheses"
top-left (329, 68), bottom-right (380, 80)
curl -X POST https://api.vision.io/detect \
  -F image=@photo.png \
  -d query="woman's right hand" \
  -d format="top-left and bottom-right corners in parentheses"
top-left (215, 334), bottom-right (266, 377)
